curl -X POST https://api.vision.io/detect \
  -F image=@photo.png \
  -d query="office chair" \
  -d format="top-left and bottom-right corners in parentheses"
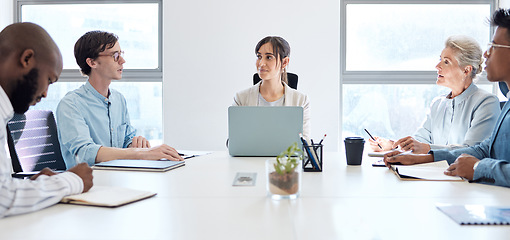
top-left (499, 81), bottom-right (509, 109)
top-left (7, 110), bottom-right (67, 177)
top-left (253, 72), bottom-right (298, 90)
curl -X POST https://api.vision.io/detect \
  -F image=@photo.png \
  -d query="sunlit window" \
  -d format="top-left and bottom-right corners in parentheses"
top-left (341, 1), bottom-right (495, 140)
top-left (17, 1), bottom-right (162, 143)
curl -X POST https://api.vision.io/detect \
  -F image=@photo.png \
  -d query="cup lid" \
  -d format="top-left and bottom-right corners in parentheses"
top-left (344, 137), bottom-right (365, 143)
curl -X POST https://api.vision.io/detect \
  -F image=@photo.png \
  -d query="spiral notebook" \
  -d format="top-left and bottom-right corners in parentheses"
top-left (437, 204), bottom-right (510, 225)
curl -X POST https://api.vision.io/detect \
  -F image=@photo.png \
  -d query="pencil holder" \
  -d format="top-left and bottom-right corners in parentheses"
top-left (302, 143), bottom-right (323, 172)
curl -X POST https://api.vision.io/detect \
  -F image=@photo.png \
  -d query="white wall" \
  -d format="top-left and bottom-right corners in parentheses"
top-left (163, 0), bottom-right (340, 151)
top-left (502, 0), bottom-right (510, 8)
top-left (0, 0), bottom-right (13, 30)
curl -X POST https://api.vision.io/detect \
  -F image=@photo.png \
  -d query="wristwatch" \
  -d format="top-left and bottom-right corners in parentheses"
top-left (473, 161), bottom-right (480, 170)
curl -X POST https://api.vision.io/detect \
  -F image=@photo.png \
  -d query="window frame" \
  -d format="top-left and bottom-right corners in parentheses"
top-left (14, 0), bottom-right (163, 83)
top-left (340, 0), bottom-right (497, 85)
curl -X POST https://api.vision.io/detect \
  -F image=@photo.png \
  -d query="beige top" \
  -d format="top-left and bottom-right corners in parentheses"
top-left (233, 81), bottom-right (311, 139)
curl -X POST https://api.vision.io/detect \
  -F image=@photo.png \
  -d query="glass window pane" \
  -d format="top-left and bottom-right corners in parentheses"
top-left (346, 4), bottom-right (491, 71)
top-left (21, 3), bottom-right (159, 70)
top-left (30, 82), bottom-right (163, 143)
top-left (342, 84), bottom-right (493, 140)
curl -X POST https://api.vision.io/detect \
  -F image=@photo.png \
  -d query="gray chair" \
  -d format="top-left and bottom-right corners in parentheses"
top-left (253, 72), bottom-right (298, 90)
top-left (7, 110), bottom-right (66, 178)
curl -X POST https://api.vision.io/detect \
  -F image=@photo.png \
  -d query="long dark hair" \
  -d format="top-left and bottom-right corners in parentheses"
top-left (255, 36), bottom-right (290, 84)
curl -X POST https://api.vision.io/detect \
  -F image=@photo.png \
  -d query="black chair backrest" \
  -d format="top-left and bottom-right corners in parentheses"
top-left (499, 82), bottom-right (509, 109)
top-left (253, 72), bottom-right (298, 90)
top-left (7, 110), bottom-right (66, 172)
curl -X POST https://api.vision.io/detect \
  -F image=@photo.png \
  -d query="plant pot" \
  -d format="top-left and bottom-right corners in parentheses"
top-left (266, 158), bottom-right (301, 200)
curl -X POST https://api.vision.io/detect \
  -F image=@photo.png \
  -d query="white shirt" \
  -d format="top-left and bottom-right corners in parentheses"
top-left (0, 86), bottom-right (83, 218)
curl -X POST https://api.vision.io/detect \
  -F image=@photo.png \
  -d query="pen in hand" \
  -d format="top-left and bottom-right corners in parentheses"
top-left (364, 128), bottom-right (382, 150)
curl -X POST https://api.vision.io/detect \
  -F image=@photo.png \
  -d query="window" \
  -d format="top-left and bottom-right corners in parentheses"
top-left (16, 0), bottom-right (162, 143)
top-left (341, 0), bottom-right (496, 140)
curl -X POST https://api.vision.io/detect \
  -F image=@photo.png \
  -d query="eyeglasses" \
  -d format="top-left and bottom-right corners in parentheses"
top-left (486, 43), bottom-right (510, 56)
top-left (97, 51), bottom-right (124, 62)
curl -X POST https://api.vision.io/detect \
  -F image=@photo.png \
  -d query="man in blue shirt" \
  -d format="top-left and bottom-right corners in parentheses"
top-left (384, 8), bottom-right (510, 187)
top-left (57, 31), bottom-right (183, 167)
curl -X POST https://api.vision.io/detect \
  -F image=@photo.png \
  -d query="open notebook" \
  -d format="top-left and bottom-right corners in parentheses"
top-left (60, 186), bottom-right (156, 208)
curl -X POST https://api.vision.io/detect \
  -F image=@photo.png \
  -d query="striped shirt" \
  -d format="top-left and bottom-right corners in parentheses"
top-left (0, 86), bottom-right (83, 218)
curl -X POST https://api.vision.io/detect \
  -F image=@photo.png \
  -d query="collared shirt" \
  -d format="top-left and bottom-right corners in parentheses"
top-left (432, 90), bottom-right (510, 187)
top-left (414, 83), bottom-right (500, 150)
top-left (0, 86), bottom-right (82, 218)
top-left (56, 81), bottom-right (136, 167)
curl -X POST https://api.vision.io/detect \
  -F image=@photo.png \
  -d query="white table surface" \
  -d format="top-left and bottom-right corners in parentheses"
top-left (1, 151), bottom-right (509, 240)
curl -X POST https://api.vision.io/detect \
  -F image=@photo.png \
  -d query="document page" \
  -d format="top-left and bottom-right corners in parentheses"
top-left (393, 160), bottom-right (464, 181)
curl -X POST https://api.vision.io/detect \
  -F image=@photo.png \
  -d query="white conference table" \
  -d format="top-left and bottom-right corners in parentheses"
top-left (1, 151), bottom-right (510, 240)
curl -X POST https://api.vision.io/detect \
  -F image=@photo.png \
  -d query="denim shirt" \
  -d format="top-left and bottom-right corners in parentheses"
top-left (431, 93), bottom-right (510, 187)
top-left (56, 81), bottom-right (136, 168)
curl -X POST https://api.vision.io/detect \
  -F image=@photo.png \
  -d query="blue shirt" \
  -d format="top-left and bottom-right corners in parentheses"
top-left (432, 92), bottom-right (510, 187)
top-left (56, 81), bottom-right (136, 168)
top-left (414, 83), bottom-right (500, 151)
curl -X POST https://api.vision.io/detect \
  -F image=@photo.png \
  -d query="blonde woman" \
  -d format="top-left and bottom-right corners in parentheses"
top-left (370, 35), bottom-right (500, 154)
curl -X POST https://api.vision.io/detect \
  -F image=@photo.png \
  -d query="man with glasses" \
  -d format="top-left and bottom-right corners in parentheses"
top-left (56, 31), bottom-right (183, 168)
top-left (384, 8), bottom-right (510, 187)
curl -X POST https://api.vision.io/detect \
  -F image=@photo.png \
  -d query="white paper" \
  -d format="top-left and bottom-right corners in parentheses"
top-left (394, 160), bottom-right (464, 181)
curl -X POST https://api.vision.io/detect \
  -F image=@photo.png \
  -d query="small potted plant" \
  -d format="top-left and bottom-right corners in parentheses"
top-left (266, 142), bottom-right (303, 199)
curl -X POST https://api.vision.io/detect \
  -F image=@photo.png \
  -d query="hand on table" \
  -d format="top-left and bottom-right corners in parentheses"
top-left (444, 154), bottom-right (479, 181)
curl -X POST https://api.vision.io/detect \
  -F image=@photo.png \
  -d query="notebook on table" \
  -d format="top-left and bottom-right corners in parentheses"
top-left (437, 204), bottom-right (510, 225)
top-left (228, 106), bottom-right (303, 157)
top-left (390, 160), bottom-right (464, 181)
top-left (93, 159), bottom-right (185, 172)
top-left (60, 186), bottom-right (156, 208)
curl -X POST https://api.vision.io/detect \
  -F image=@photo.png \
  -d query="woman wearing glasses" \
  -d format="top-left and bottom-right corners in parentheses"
top-left (370, 35), bottom-right (501, 154)
top-left (233, 36), bottom-right (311, 139)
top-left (56, 31), bottom-right (183, 168)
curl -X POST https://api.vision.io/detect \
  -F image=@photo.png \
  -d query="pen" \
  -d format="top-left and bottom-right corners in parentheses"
top-left (318, 134), bottom-right (327, 145)
top-left (364, 128), bottom-right (382, 150)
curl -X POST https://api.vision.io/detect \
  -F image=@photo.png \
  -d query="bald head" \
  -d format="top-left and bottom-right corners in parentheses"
top-left (0, 22), bottom-right (63, 114)
top-left (0, 22), bottom-right (62, 65)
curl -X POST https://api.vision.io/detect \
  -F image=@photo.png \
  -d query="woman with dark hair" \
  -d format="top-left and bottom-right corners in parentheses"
top-left (233, 36), bottom-right (311, 139)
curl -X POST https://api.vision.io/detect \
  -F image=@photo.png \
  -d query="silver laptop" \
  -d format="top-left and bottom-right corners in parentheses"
top-left (228, 106), bottom-right (303, 156)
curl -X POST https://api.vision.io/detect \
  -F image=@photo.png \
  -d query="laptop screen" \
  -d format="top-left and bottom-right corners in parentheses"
top-left (228, 106), bottom-right (303, 156)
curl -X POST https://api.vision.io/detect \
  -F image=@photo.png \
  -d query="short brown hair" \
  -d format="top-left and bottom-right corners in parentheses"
top-left (74, 31), bottom-right (118, 76)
